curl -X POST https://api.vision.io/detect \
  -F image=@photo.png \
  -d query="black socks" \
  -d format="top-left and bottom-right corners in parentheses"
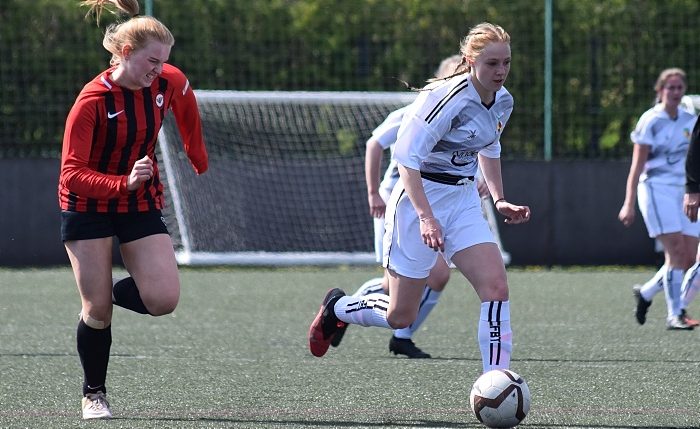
top-left (112, 277), bottom-right (150, 315)
top-left (77, 319), bottom-right (112, 396)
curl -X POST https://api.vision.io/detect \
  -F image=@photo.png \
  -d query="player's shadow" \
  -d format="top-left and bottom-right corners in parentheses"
top-left (522, 426), bottom-right (700, 429)
top-left (421, 356), bottom-right (699, 365)
top-left (118, 416), bottom-right (478, 427)
top-left (120, 417), bottom-right (700, 429)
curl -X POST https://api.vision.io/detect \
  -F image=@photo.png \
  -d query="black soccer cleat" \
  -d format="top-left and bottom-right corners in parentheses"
top-left (632, 284), bottom-right (652, 325)
top-left (330, 322), bottom-right (349, 347)
top-left (389, 335), bottom-right (431, 359)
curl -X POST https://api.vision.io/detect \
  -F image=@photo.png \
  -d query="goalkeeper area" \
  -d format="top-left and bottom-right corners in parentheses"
top-left (159, 91), bottom-right (510, 266)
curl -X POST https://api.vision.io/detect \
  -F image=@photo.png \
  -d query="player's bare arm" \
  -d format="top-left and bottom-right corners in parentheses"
top-left (478, 154), bottom-right (530, 224)
top-left (365, 137), bottom-right (387, 218)
top-left (398, 164), bottom-right (444, 252)
top-left (619, 143), bottom-right (650, 227)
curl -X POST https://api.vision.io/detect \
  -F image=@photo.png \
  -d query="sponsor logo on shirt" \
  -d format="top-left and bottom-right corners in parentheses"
top-left (451, 149), bottom-right (478, 167)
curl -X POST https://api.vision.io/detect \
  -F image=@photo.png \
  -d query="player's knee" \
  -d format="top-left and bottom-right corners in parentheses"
top-left (143, 292), bottom-right (179, 316)
top-left (81, 308), bottom-right (111, 329)
top-left (427, 270), bottom-right (450, 292)
top-left (386, 310), bottom-right (416, 330)
top-left (490, 282), bottom-right (510, 301)
top-left (477, 279), bottom-right (509, 302)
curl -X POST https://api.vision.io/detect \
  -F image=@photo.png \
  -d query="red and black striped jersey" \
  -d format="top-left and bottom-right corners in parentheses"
top-left (59, 63), bottom-right (208, 212)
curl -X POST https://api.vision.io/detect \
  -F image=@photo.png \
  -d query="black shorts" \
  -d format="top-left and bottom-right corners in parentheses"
top-left (61, 210), bottom-right (169, 243)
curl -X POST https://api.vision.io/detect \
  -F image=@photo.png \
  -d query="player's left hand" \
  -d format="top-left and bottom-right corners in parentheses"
top-left (495, 200), bottom-right (531, 225)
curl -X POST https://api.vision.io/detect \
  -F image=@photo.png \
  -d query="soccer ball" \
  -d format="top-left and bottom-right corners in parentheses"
top-left (470, 369), bottom-right (530, 428)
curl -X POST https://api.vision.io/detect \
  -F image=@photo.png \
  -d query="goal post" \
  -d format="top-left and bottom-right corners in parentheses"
top-left (158, 90), bottom-right (510, 266)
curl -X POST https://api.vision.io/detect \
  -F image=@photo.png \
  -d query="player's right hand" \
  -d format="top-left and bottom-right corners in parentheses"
top-left (368, 192), bottom-right (386, 218)
top-left (126, 156), bottom-right (154, 191)
top-left (684, 192), bottom-right (700, 223)
top-left (420, 217), bottom-right (444, 252)
top-left (618, 205), bottom-right (635, 227)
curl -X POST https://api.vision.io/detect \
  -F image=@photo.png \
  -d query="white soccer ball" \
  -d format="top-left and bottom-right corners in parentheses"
top-left (469, 369), bottom-right (531, 428)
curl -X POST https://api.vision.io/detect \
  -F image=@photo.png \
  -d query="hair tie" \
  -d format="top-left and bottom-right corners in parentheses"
top-left (132, 14), bottom-right (140, 18)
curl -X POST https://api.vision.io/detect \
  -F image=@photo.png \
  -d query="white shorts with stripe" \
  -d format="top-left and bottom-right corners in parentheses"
top-left (383, 177), bottom-right (495, 279)
top-left (638, 181), bottom-right (700, 238)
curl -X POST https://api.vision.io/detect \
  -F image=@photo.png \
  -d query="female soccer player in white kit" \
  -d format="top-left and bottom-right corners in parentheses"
top-left (309, 22), bottom-right (530, 374)
top-left (619, 68), bottom-right (699, 330)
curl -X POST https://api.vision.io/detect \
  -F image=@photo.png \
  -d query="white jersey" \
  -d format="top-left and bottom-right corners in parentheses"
top-left (393, 73), bottom-right (513, 177)
top-left (631, 105), bottom-right (697, 185)
top-left (372, 106), bottom-right (409, 198)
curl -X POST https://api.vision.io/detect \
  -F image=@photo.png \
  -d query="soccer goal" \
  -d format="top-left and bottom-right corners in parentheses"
top-left (158, 90), bottom-right (510, 266)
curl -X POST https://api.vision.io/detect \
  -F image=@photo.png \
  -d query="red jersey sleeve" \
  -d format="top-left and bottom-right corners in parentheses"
top-left (167, 65), bottom-right (209, 175)
top-left (60, 88), bottom-right (130, 200)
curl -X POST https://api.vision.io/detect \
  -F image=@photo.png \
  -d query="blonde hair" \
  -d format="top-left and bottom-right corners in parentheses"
top-left (653, 67), bottom-right (687, 104)
top-left (434, 54), bottom-right (464, 80)
top-left (428, 23), bottom-right (510, 83)
top-left (80, 0), bottom-right (174, 66)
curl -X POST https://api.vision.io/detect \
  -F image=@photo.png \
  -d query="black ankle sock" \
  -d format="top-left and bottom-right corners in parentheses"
top-left (112, 277), bottom-right (150, 314)
top-left (77, 319), bottom-right (111, 396)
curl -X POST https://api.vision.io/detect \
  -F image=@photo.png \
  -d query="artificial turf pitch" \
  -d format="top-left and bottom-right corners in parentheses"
top-left (1, 266), bottom-right (699, 428)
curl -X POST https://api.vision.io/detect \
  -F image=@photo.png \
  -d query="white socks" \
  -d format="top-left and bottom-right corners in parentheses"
top-left (333, 287), bottom-right (442, 333)
top-left (682, 262), bottom-right (700, 309)
top-left (641, 264), bottom-right (700, 313)
top-left (333, 294), bottom-right (392, 329)
top-left (394, 289), bottom-right (442, 339)
top-left (663, 269), bottom-right (684, 318)
top-left (640, 266), bottom-right (665, 302)
top-left (352, 277), bottom-right (385, 297)
top-left (478, 301), bottom-right (512, 373)
top-left (352, 279), bottom-right (442, 339)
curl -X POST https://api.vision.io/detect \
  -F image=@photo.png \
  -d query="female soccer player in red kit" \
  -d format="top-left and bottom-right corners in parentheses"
top-left (59, 0), bottom-right (208, 419)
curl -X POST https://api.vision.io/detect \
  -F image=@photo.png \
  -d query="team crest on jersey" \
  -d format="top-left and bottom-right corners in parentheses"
top-left (495, 113), bottom-right (503, 135)
top-left (466, 129), bottom-right (477, 140)
top-left (685, 128), bottom-right (690, 139)
top-left (156, 93), bottom-right (164, 108)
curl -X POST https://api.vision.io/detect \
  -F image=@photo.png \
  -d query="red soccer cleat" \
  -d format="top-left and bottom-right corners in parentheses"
top-left (308, 288), bottom-right (346, 357)
top-left (681, 309), bottom-right (700, 327)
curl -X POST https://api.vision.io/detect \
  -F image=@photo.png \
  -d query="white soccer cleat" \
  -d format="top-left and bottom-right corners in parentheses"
top-left (82, 391), bottom-right (112, 420)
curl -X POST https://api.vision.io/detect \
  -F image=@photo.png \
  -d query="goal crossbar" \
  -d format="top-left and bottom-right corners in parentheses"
top-left (159, 90), bottom-right (510, 267)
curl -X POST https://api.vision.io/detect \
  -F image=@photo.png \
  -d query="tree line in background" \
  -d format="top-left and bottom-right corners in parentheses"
top-left (1, 0), bottom-right (699, 159)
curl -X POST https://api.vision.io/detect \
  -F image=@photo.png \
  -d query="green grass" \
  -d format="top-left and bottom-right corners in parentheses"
top-left (1, 266), bottom-right (699, 428)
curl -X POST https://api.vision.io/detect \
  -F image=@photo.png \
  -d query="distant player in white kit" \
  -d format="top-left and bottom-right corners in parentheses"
top-left (619, 67), bottom-right (699, 330)
top-left (330, 56), bottom-right (464, 359)
top-left (309, 23), bottom-right (530, 374)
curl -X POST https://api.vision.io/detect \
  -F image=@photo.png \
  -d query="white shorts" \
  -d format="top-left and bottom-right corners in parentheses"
top-left (373, 184), bottom-right (394, 263)
top-left (638, 181), bottom-right (700, 238)
top-left (373, 216), bottom-right (385, 263)
top-left (383, 178), bottom-right (495, 278)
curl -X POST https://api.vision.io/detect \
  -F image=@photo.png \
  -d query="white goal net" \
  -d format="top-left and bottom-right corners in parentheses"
top-left (158, 90), bottom-right (509, 266)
